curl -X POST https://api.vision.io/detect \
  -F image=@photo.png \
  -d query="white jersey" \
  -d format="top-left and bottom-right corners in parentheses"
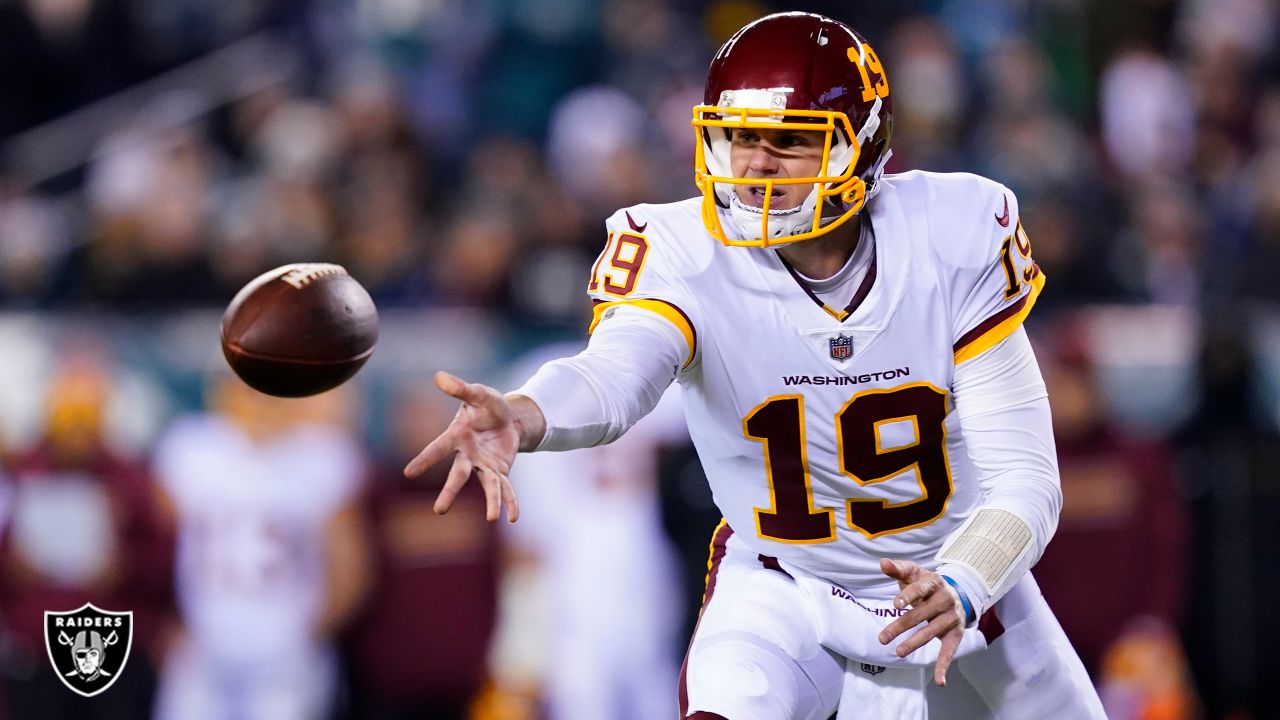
top-left (586, 171), bottom-right (1042, 595)
top-left (153, 415), bottom-right (362, 665)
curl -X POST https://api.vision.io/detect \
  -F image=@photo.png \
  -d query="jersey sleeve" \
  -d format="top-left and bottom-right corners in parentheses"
top-left (937, 327), bottom-right (1060, 619)
top-left (941, 184), bottom-right (1044, 365)
top-left (517, 306), bottom-right (684, 451)
top-left (586, 209), bottom-right (701, 370)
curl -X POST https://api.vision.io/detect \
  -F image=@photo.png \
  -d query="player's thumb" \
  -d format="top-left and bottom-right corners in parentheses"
top-left (435, 371), bottom-right (469, 399)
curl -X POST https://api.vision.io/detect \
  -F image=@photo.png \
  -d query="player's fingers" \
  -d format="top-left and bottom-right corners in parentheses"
top-left (895, 612), bottom-right (958, 659)
top-left (878, 612), bottom-right (918, 645)
top-left (405, 431), bottom-right (455, 478)
top-left (933, 631), bottom-right (962, 687)
top-left (878, 598), bottom-right (937, 645)
top-left (437, 371), bottom-right (494, 407)
top-left (433, 455), bottom-right (473, 514)
top-left (880, 558), bottom-right (920, 589)
top-left (498, 474), bottom-right (520, 523)
top-left (435, 370), bottom-right (468, 398)
top-left (880, 586), bottom-right (953, 644)
top-left (477, 467), bottom-right (502, 522)
top-left (894, 573), bottom-right (940, 610)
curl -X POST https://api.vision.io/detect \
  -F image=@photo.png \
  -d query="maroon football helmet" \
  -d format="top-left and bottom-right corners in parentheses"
top-left (693, 12), bottom-right (893, 246)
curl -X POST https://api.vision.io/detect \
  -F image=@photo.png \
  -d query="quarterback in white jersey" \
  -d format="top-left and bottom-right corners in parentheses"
top-left (407, 11), bottom-right (1104, 720)
top-left (586, 173), bottom-right (1043, 595)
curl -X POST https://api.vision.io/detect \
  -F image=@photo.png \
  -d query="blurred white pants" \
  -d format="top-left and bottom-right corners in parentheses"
top-left (152, 634), bottom-right (336, 720)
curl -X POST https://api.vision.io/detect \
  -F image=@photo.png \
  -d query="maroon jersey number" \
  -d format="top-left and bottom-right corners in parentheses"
top-left (745, 383), bottom-right (954, 543)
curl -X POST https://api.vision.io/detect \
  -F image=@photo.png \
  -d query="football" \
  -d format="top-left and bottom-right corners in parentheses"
top-left (220, 263), bottom-right (379, 397)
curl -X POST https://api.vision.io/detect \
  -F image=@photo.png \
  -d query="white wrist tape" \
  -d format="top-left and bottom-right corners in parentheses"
top-left (935, 507), bottom-right (1033, 595)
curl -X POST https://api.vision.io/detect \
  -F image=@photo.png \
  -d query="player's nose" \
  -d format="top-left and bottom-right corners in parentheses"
top-left (747, 146), bottom-right (780, 174)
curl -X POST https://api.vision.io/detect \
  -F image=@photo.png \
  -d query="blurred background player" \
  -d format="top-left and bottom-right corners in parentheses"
top-left (150, 376), bottom-right (370, 720)
top-left (342, 380), bottom-right (500, 720)
top-left (486, 344), bottom-right (687, 720)
top-left (0, 348), bottom-right (173, 720)
top-left (1032, 319), bottom-right (1196, 719)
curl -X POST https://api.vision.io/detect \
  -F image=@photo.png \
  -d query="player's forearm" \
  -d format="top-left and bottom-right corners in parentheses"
top-left (935, 424), bottom-right (1058, 623)
top-left (513, 307), bottom-right (683, 451)
top-left (505, 393), bottom-right (548, 452)
top-left (942, 327), bottom-right (1061, 619)
top-left (951, 326), bottom-right (1061, 531)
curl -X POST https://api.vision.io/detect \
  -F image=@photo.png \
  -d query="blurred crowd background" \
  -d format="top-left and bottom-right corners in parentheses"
top-left (0, 0), bottom-right (1277, 718)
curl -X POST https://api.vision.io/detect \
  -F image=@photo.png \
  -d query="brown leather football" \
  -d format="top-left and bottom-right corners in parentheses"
top-left (220, 263), bottom-right (379, 397)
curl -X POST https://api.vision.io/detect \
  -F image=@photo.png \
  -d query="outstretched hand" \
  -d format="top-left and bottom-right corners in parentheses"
top-left (404, 371), bottom-right (521, 523)
top-left (877, 558), bottom-right (966, 687)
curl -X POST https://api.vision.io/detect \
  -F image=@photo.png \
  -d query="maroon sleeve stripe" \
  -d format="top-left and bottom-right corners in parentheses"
top-left (678, 520), bottom-right (734, 717)
top-left (952, 291), bottom-right (1030, 354)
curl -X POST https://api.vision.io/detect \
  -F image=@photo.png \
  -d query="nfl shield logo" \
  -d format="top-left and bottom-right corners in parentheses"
top-left (860, 663), bottom-right (886, 676)
top-left (44, 603), bottom-right (133, 697)
top-left (829, 334), bottom-right (853, 360)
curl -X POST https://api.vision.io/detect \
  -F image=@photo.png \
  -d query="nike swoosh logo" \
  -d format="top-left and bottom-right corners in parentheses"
top-left (995, 196), bottom-right (1010, 227)
top-left (626, 211), bottom-right (647, 233)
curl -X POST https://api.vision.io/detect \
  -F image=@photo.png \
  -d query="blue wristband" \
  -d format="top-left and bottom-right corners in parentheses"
top-left (941, 575), bottom-right (976, 625)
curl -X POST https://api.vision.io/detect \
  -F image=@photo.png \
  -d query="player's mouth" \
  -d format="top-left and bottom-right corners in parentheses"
top-left (746, 185), bottom-right (787, 207)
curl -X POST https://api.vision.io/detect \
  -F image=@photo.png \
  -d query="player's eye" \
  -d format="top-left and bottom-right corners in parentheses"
top-left (777, 132), bottom-right (813, 148)
top-left (732, 129), bottom-right (760, 146)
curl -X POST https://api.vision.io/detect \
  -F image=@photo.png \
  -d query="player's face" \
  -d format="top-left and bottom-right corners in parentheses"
top-left (729, 127), bottom-right (826, 211)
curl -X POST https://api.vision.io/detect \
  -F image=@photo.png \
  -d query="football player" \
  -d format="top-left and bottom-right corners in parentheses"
top-left (406, 12), bottom-right (1105, 719)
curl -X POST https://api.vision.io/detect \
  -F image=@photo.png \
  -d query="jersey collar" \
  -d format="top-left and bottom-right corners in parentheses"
top-left (724, 182), bottom-right (913, 368)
